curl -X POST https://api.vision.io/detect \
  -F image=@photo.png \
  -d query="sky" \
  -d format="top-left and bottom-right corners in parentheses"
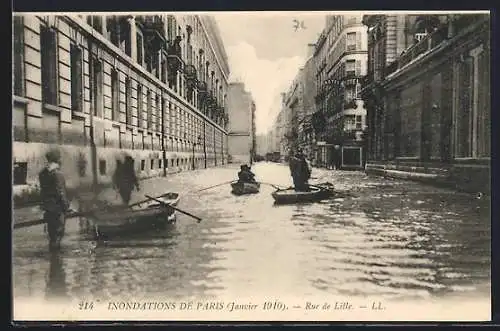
top-left (214, 12), bottom-right (326, 135)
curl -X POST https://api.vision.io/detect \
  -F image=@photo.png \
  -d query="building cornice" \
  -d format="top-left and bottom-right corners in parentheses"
top-left (197, 16), bottom-right (230, 82)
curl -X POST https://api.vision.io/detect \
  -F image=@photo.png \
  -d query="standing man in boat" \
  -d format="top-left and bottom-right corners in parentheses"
top-left (289, 148), bottom-right (311, 192)
top-left (38, 148), bottom-right (72, 251)
top-left (114, 155), bottom-right (140, 205)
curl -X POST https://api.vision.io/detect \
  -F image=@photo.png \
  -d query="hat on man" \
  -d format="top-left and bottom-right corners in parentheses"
top-left (45, 149), bottom-right (61, 163)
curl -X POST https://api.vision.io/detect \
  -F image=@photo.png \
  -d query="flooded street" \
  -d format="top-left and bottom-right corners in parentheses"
top-left (13, 162), bottom-right (490, 304)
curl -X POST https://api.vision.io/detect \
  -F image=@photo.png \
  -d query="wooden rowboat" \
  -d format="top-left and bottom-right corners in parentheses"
top-left (231, 182), bottom-right (260, 195)
top-left (271, 183), bottom-right (334, 205)
top-left (85, 192), bottom-right (180, 239)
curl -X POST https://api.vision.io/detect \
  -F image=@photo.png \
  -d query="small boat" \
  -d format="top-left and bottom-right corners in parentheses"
top-left (85, 192), bottom-right (180, 239)
top-left (231, 181), bottom-right (260, 195)
top-left (271, 183), bottom-right (334, 205)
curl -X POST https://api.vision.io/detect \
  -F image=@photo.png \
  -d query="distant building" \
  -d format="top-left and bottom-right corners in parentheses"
top-left (226, 82), bottom-right (255, 164)
top-left (361, 13), bottom-right (490, 192)
top-left (255, 134), bottom-right (268, 156)
top-left (313, 14), bottom-right (368, 169)
top-left (297, 44), bottom-right (317, 160)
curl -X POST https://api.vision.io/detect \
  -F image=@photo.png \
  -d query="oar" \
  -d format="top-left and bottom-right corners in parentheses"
top-left (190, 180), bottom-right (236, 193)
top-left (13, 192), bottom-right (168, 230)
top-left (145, 195), bottom-right (203, 223)
top-left (258, 182), bottom-right (287, 190)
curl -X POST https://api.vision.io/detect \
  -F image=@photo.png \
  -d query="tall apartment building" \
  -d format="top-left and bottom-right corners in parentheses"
top-left (361, 13), bottom-right (490, 192)
top-left (312, 14), bottom-right (368, 169)
top-left (12, 14), bottom-right (231, 199)
top-left (226, 82), bottom-right (255, 164)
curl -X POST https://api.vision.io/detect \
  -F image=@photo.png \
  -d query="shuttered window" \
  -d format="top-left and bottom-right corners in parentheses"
top-left (13, 16), bottom-right (25, 96)
top-left (146, 89), bottom-right (152, 130)
top-left (355, 60), bottom-right (362, 76)
top-left (137, 84), bottom-right (143, 128)
top-left (40, 25), bottom-right (58, 105)
top-left (111, 69), bottom-right (119, 121)
top-left (125, 77), bottom-right (131, 125)
top-left (70, 44), bottom-right (83, 112)
top-left (356, 32), bottom-right (362, 50)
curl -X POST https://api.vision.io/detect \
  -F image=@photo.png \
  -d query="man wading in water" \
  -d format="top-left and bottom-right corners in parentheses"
top-left (39, 149), bottom-right (72, 251)
top-left (113, 155), bottom-right (140, 205)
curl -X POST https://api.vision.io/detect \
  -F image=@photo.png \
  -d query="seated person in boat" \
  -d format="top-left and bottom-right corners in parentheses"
top-left (113, 155), bottom-right (140, 205)
top-left (237, 164), bottom-right (257, 184)
top-left (289, 148), bottom-right (311, 192)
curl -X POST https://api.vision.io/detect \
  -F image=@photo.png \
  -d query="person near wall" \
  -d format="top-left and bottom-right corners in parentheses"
top-left (38, 149), bottom-right (72, 252)
top-left (113, 155), bottom-right (140, 205)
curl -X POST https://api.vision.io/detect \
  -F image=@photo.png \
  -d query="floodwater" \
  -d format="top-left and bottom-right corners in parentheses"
top-left (13, 162), bottom-right (491, 304)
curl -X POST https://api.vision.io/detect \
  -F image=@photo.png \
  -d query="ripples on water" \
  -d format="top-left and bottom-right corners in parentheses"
top-left (13, 163), bottom-right (490, 303)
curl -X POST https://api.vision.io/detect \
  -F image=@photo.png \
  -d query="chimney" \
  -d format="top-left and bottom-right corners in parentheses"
top-left (307, 43), bottom-right (316, 58)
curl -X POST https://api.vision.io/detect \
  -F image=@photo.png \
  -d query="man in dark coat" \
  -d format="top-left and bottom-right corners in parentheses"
top-left (113, 155), bottom-right (140, 205)
top-left (289, 148), bottom-right (311, 191)
top-left (38, 149), bottom-right (71, 251)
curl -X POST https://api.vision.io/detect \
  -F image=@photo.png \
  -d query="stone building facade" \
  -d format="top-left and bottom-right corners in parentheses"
top-left (226, 82), bottom-right (255, 164)
top-left (12, 14), bottom-right (231, 199)
top-left (312, 14), bottom-right (368, 169)
top-left (361, 14), bottom-right (490, 193)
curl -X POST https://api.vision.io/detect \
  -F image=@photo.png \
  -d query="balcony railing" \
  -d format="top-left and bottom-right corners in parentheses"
top-left (385, 25), bottom-right (448, 75)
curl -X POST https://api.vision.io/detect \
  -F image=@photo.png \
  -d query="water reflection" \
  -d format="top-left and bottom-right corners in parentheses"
top-left (13, 163), bottom-right (490, 303)
top-left (45, 251), bottom-right (68, 301)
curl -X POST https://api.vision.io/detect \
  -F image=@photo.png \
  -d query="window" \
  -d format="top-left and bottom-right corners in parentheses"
top-left (111, 69), bottom-right (119, 121)
top-left (345, 59), bottom-right (356, 77)
top-left (161, 51), bottom-right (167, 83)
top-left (125, 77), bottom-right (131, 124)
top-left (141, 159), bottom-right (145, 171)
top-left (87, 16), bottom-right (103, 34)
top-left (158, 159), bottom-right (162, 169)
top-left (40, 25), bottom-right (58, 105)
top-left (455, 44), bottom-right (490, 158)
top-left (345, 87), bottom-right (356, 102)
top-left (91, 58), bottom-right (103, 117)
top-left (136, 32), bottom-right (143, 66)
top-left (13, 16), bottom-right (25, 96)
top-left (137, 84), bottom-right (143, 128)
top-left (156, 95), bottom-right (161, 132)
top-left (150, 159), bottom-right (154, 169)
top-left (13, 162), bottom-right (27, 185)
top-left (70, 44), bottom-right (83, 112)
top-left (356, 115), bottom-right (362, 129)
top-left (99, 159), bottom-right (106, 175)
top-left (146, 89), bottom-right (152, 129)
top-left (347, 32), bottom-right (356, 51)
top-left (118, 18), bottom-right (131, 56)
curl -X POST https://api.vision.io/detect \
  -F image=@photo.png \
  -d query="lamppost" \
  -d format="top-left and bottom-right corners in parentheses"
top-left (193, 135), bottom-right (201, 170)
top-left (203, 121), bottom-right (207, 169)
